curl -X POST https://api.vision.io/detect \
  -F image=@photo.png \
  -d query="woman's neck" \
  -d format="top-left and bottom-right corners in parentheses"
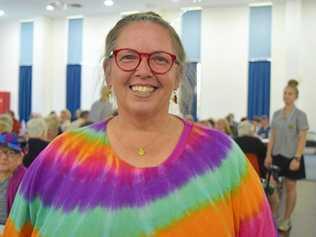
top-left (114, 110), bottom-right (173, 132)
top-left (284, 104), bottom-right (295, 112)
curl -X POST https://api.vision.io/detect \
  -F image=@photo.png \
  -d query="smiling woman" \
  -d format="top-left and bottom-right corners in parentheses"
top-left (2, 12), bottom-right (276, 237)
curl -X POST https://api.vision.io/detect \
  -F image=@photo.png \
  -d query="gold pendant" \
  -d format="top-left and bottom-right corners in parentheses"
top-left (137, 147), bottom-right (145, 156)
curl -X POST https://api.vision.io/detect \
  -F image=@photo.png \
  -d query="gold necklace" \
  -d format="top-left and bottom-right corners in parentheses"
top-left (112, 128), bottom-right (163, 158)
top-left (134, 131), bottom-right (163, 157)
top-left (111, 116), bottom-right (174, 158)
top-left (137, 147), bottom-right (146, 156)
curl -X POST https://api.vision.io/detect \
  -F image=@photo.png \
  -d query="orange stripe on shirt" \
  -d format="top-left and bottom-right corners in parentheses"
top-left (155, 162), bottom-right (266, 237)
top-left (2, 218), bottom-right (39, 237)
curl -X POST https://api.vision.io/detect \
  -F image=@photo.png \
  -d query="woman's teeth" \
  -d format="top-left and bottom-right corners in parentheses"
top-left (131, 85), bottom-right (155, 93)
top-left (130, 85), bottom-right (156, 97)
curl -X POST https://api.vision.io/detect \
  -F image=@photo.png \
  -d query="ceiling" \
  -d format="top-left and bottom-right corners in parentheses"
top-left (0, 0), bottom-right (265, 20)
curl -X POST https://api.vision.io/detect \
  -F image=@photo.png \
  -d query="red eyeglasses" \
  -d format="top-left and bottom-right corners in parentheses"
top-left (111, 48), bottom-right (178, 75)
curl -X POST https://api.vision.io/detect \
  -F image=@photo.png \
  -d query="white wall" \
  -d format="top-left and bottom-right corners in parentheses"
top-left (270, 0), bottom-right (287, 114)
top-left (33, 17), bottom-right (53, 115)
top-left (0, 20), bottom-right (20, 113)
top-left (299, 0), bottom-right (316, 131)
top-left (199, 6), bottom-right (249, 120)
top-left (50, 18), bottom-right (68, 113)
top-left (33, 17), bottom-right (68, 115)
top-left (271, 0), bottom-right (316, 131)
top-left (81, 14), bottom-right (120, 110)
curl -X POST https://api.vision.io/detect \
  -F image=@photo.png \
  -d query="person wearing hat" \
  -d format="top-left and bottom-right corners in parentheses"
top-left (0, 132), bottom-right (25, 225)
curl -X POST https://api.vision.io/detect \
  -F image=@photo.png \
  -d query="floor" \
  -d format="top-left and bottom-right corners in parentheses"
top-left (279, 180), bottom-right (316, 237)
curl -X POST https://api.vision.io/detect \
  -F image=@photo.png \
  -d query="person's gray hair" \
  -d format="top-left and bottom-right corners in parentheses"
top-left (27, 117), bottom-right (48, 138)
top-left (104, 11), bottom-right (186, 77)
top-left (238, 120), bottom-right (255, 137)
top-left (0, 113), bottom-right (13, 132)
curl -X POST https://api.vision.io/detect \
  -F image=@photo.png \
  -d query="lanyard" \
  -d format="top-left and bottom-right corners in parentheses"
top-left (282, 107), bottom-right (296, 129)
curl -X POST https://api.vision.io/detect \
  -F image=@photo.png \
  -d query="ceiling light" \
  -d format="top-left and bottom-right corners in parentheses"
top-left (249, 2), bottom-right (272, 7)
top-left (181, 6), bottom-right (202, 12)
top-left (104, 0), bottom-right (114, 7)
top-left (46, 4), bottom-right (55, 11)
top-left (0, 9), bottom-right (6, 16)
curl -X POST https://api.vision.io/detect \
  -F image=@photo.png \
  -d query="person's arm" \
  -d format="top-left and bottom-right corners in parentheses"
top-left (294, 130), bottom-right (308, 161)
top-left (293, 111), bottom-right (309, 162)
top-left (6, 166), bottom-right (26, 216)
top-left (264, 128), bottom-right (275, 168)
top-left (266, 128), bottom-right (275, 157)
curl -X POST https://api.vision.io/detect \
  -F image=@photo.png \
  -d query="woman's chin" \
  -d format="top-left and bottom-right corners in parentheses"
top-left (124, 103), bottom-right (166, 118)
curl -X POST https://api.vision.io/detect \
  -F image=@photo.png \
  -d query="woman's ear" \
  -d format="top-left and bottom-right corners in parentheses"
top-left (103, 58), bottom-right (112, 86)
top-left (174, 68), bottom-right (183, 90)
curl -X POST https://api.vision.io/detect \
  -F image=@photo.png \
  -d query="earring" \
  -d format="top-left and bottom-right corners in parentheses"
top-left (172, 90), bottom-right (178, 104)
top-left (106, 85), bottom-right (112, 98)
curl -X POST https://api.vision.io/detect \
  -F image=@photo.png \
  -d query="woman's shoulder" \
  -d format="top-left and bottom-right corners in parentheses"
top-left (190, 121), bottom-right (232, 146)
top-left (186, 122), bottom-right (251, 193)
top-left (273, 109), bottom-right (282, 117)
top-left (33, 121), bottom-right (108, 165)
top-left (188, 121), bottom-right (246, 167)
top-left (295, 107), bottom-right (307, 116)
top-left (55, 120), bottom-right (106, 142)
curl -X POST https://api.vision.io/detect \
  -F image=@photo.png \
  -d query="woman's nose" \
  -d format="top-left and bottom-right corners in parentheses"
top-left (135, 56), bottom-right (153, 76)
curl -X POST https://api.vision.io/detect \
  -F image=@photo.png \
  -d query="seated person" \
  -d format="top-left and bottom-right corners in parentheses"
top-left (215, 118), bottom-right (232, 136)
top-left (0, 132), bottom-right (25, 225)
top-left (257, 115), bottom-right (270, 139)
top-left (23, 118), bottom-right (49, 168)
top-left (69, 110), bottom-right (91, 129)
top-left (235, 120), bottom-right (267, 178)
top-left (0, 114), bottom-right (13, 133)
top-left (58, 109), bottom-right (72, 133)
top-left (7, 111), bottom-right (21, 135)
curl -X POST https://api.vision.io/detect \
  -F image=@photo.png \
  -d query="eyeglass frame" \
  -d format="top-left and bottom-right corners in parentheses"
top-left (110, 48), bottom-right (179, 75)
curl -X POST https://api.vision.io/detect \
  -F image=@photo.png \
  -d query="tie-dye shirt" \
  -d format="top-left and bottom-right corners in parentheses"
top-left (3, 119), bottom-right (277, 237)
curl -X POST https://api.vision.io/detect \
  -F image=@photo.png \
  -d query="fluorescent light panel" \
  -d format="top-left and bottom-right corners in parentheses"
top-left (0, 9), bottom-right (6, 16)
top-left (104, 0), bottom-right (114, 7)
top-left (249, 2), bottom-right (272, 7)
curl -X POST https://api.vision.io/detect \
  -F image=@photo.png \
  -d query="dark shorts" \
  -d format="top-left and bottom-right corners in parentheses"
top-left (272, 154), bottom-right (305, 180)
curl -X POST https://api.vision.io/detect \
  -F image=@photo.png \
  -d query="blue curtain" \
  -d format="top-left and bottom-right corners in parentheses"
top-left (182, 10), bottom-right (201, 62)
top-left (18, 66), bottom-right (32, 122)
top-left (248, 61), bottom-right (271, 119)
top-left (66, 64), bottom-right (81, 118)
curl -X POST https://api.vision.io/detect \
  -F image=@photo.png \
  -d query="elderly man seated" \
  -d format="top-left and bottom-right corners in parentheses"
top-left (23, 118), bottom-right (49, 168)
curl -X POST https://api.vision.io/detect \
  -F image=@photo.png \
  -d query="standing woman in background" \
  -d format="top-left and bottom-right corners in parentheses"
top-left (265, 79), bottom-right (309, 232)
top-left (89, 86), bottom-right (113, 122)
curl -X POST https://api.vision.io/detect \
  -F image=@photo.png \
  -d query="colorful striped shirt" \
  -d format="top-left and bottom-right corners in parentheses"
top-left (3, 119), bottom-right (277, 237)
